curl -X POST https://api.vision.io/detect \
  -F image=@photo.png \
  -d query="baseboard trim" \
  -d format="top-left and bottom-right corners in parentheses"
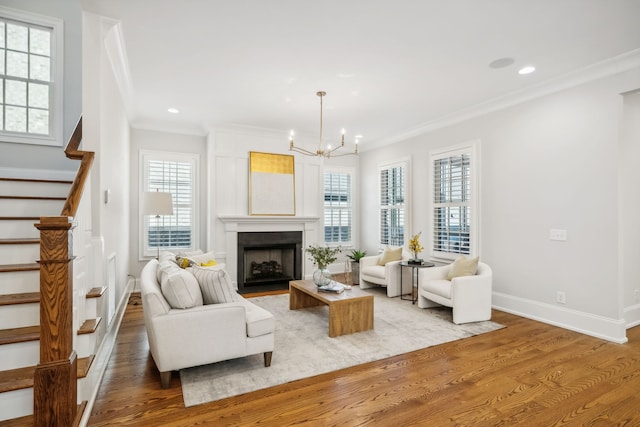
top-left (78, 277), bottom-right (134, 427)
top-left (624, 303), bottom-right (640, 329)
top-left (493, 292), bottom-right (628, 344)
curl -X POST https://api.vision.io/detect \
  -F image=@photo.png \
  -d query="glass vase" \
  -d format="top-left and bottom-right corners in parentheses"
top-left (313, 268), bottom-right (332, 287)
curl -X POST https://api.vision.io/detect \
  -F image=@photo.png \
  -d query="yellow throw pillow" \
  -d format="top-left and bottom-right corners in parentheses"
top-left (378, 246), bottom-right (403, 266)
top-left (447, 256), bottom-right (479, 280)
top-left (201, 259), bottom-right (217, 267)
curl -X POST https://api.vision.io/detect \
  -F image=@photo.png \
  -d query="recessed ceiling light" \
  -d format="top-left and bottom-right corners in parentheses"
top-left (337, 73), bottom-right (356, 79)
top-left (518, 66), bottom-right (536, 75)
top-left (167, 108), bottom-right (179, 114)
top-left (489, 57), bottom-right (515, 69)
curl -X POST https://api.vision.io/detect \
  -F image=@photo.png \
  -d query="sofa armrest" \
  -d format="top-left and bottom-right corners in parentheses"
top-left (148, 302), bottom-right (248, 372)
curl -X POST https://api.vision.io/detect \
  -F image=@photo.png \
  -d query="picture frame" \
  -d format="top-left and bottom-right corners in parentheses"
top-left (249, 151), bottom-right (296, 216)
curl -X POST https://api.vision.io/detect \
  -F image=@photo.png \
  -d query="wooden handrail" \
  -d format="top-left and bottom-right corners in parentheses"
top-left (61, 117), bottom-right (94, 217)
top-left (34, 116), bottom-right (92, 425)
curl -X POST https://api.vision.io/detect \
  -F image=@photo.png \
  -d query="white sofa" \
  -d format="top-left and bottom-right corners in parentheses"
top-left (417, 261), bottom-right (493, 324)
top-left (140, 258), bottom-right (275, 388)
top-left (359, 247), bottom-right (412, 297)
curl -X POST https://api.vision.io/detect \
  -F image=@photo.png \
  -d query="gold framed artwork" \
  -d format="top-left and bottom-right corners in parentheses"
top-left (249, 151), bottom-right (296, 216)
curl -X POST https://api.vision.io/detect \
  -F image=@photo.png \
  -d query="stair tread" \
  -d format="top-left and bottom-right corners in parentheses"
top-left (0, 263), bottom-right (39, 273)
top-left (0, 216), bottom-right (40, 221)
top-left (78, 318), bottom-right (101, 335)
top-left (0, 195), bottom-right (66, 200)
top-left (0, 356), bottom-right (95, 393)
top-left (86, 286), bottom-right (106, 298)
top-left (0, 292), bottom-right (40, 306)
top-left (0, 238), bottom-right (39, 245)
top-left (0, 325), bottom-right (40, 345)
top-left (0, 177), bottom-right (73, 184)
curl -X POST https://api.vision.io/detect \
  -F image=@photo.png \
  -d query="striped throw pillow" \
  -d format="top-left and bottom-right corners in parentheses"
top-left (189, 266), bottom-right (239, 304)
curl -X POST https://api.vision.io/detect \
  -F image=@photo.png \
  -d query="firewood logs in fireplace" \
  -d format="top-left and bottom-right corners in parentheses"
top-left (250, 260), bottom-right (284, 279)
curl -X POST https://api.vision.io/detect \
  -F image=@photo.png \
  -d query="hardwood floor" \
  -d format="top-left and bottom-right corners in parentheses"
top-left (87, 291), bottom-right (640, 426)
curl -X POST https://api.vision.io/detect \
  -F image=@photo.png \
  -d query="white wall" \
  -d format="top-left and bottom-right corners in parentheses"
top-left (359, 68), bottom-right (640, 342)
top-left (0, 0), bottom-right (81, 170)
top-left (128, 128), bottom-right (207, 277)
top-left (82, 12), bottom-right (131, 322)
top-left (621, 91), bottom-right (640, 326)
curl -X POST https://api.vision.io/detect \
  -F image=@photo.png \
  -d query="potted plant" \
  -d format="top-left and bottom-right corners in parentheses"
top-left (306, 244), bottom-right (341, 286)
top-left (408, 232), bottom-right (424, 264)
top-left (346, 249), bottom-right (367, 285)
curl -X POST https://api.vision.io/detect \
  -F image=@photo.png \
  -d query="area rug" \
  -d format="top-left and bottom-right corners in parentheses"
top-left (180, 288), bottom-right (504, 407)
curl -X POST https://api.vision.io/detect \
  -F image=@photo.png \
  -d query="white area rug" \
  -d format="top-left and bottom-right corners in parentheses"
top-left (180, 288), bottom-right (503, 407)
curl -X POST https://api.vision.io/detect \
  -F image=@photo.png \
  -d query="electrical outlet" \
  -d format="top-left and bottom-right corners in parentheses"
top-left (556, 291), bottom-right (566, 304)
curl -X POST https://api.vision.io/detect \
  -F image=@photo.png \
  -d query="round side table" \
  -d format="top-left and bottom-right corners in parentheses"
top-left (399, 261), bottom-right (435, 304)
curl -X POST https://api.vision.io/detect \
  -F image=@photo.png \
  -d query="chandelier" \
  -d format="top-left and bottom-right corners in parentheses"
top-left (289, 91), bottom-right (359, 158)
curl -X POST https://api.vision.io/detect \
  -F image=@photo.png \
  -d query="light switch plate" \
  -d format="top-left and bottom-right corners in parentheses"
top-left (549, 229), bottom-right (567, 241)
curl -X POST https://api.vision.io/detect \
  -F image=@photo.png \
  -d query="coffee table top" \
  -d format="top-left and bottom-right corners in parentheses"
top-left (289, 280), bottom-right (373, 303)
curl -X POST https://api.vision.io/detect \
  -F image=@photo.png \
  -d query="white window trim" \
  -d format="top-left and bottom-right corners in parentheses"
top-left (378, 158), bottom-right (411, 250)
top-left (0, 6), bottom-right (63, 146)
top-left (428, 140), bottom-right (480, 262)
top-left (323, 165), bottom-right (357, 248)
top-left (138, 149), bottom-right (200, 260)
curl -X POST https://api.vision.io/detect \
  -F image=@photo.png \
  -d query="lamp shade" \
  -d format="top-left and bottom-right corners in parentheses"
top-left (142, 191), bottom-right (174, 216)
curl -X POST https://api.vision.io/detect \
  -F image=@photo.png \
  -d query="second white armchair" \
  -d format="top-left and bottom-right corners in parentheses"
top-left (417, 260), bottom-right (493, 324)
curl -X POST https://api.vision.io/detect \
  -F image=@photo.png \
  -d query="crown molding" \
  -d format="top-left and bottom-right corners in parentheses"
top-left (366, 49), bottom-right (640, 151)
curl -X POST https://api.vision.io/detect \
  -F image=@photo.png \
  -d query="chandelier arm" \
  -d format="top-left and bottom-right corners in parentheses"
top-left (288, 90), bottom-right (358, 159)
top-left (290, 144), bottom-right (320, 157)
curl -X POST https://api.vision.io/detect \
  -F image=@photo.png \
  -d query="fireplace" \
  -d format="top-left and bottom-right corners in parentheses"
top-left (237, 231), bottom-right (302, 294)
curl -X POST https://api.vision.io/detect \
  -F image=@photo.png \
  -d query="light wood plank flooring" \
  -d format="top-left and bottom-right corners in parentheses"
top-left (86, 291), bottom-right (640, 426)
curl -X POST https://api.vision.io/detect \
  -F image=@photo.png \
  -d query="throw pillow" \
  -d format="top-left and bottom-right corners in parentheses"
top-left (447, 256), bottom-right (479, 280)
top-left (378, 246), bottom-right (403, 266)
top-left (189, 265), bottom-right (239, 304)
top-left (158, 251), bottom-right (177, 264)
top-left (160, 268), bottom-right (204, 309)
top-left (157, 259), bottom-right (180, 283)
top-left (176, 249), bottom-right (204, 257)
top-left (183, 251), bottom-right (218, 267)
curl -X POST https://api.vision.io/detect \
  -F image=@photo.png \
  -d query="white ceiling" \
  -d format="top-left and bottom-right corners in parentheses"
top-left (82, 0), bottom-right (640, 148)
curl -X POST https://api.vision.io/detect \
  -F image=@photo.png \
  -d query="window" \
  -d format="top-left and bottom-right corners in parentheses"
top-left (379, 161), bottom-right (408, 247)
top-left (0, 8), bottom-right (62, 146)
top-left (430, 142), bottom-right (479, 260)
top-left (140, 151), bottom-right (199, 258)
top-left (323, 169), bottom-right (353, 245)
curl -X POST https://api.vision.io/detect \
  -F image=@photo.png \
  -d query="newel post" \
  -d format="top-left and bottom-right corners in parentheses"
top-left (34, 216), bottom-right (77, 426)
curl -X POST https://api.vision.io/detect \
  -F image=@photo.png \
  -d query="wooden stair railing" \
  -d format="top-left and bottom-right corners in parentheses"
top-left (34, 117), bottom-right (94, 426)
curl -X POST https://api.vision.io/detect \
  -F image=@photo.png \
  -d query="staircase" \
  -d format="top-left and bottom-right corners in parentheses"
top-left (0, 118), bottom-right (102, 425)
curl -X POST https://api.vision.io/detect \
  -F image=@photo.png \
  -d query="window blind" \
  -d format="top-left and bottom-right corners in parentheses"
top-left (146, 159), bottom-right (194, 251)
top-left (379, 164), bottom-right (405, 246)
top-left (323, 171), bottom-right (352, 244)
top-left (433, 153), bottom-right (471, 255)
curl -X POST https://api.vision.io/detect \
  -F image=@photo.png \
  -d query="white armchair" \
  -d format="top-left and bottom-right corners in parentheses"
top-left (359, 247), bottom-right (412, 297)
top-left (417, 262), bottom-right (493, 324)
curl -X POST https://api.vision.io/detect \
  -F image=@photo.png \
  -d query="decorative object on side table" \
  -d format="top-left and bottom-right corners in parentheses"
top-left (346, 249), bottom-right (367, 285)
top-left (408, 232), bottom-right (424, 264)
top-left (306, 244), bottom-right (341, 287)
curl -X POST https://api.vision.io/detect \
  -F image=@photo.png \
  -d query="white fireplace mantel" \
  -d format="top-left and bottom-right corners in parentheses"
top-left (218, 215), bottom-right (320, 284)
top-left (219, 215), bottom-right (320, 231)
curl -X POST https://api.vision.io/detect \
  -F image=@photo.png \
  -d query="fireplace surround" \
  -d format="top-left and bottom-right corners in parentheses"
top-left (237, 231), bottom-right (302, 293)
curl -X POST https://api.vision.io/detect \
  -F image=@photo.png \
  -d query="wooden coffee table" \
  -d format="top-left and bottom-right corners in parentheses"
top-left (289, 280), bottom-right (374, 337)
